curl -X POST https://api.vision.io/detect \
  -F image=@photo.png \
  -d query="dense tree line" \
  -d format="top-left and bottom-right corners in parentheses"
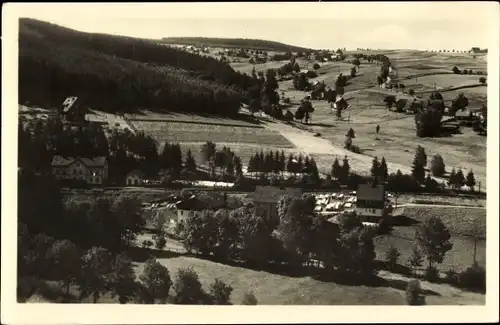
top-left (247, 151), bottom-right (319, 182)
top-left (179, 195), bottom-right (378, 280)
top-left (18, 119), bottom-right (109, 172)
top-left (160, 37), bottom-right (312, 53)
top-left (19, 19), bottom-right (260, 116)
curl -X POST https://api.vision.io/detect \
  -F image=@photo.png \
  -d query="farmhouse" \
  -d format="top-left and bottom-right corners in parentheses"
top-left (355, 184), bottom-right (386, 218)
top-left (247, 186), bottom-right (302, 223)
top-left (125, 169), bottom-right (146, 186)
top-left (51, 156), bottom-right (108, 185)
top-left (175, 196), bottom-right (209, 224)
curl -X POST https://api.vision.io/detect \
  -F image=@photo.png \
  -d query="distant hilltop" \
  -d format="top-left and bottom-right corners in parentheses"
top-left (470, 47), bottom-right (487, 54)
top-left (160, 37), bottom-right (315, 52)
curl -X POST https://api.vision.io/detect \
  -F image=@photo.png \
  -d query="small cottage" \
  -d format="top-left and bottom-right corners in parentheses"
top-left (125, 170), bottom-right (145, 186)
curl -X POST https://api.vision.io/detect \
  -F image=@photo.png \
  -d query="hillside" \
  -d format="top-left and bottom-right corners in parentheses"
top-left (161, 37), bottom-right (314, 52)
top-left (18, 19), bottom-right (257, 115)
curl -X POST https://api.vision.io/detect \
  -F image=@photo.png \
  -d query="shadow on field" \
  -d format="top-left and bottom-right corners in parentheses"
top-left (390, 215), bottom-right (420, 226)
top-left (128, 246), bottom-right (183, 263)
top-left (308, 122), bottom-right (336, 128)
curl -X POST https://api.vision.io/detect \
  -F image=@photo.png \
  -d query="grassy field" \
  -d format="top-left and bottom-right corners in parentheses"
top-left (283, 99), bottom-right (486, 188)
top-left (131, 255), bottom-right (484, 305)
top-left (128, 120), bottom-right (294, 150)
top-left (395, 205), bottom-right (486, 239)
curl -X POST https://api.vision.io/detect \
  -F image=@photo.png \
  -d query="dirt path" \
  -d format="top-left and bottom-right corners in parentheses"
top-left (265, 121), bottom-right (448, 182)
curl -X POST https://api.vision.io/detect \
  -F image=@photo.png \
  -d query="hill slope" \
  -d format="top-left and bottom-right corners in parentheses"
top-left (161, 37), bottom-right (314, 52)
top-left (19, 19), bottom-right (257, 115)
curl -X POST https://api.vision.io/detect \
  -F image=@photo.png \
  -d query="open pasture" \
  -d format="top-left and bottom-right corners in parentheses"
top-left (131, 255), bottom-right (484, 305)
top-left (130, 120), bottom-right (294, 149)
top-left (126, 110), bottom-right (261, 127)
top-left (287, 97), bottom-right (486, 188)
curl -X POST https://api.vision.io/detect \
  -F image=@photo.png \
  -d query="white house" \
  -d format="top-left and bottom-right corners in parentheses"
top-left (355, 184), bottom-right (386, 218)
top-left (125, 170), bottom-right (145, 186)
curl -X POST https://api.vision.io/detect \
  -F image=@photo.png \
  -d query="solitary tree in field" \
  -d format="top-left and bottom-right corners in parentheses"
top-left (409, 89), bottom-right (415, 96)
top-left (452, 66), bottom-right (460, 74)
top-left (416, 146), bottom-right (427, 167)
top-left (465, 170), bottom-right (476, 191)
top-left (430, 154), bottom-right (446, 177)
top-left (346, 128), bottom-right (356, 139)
top-left (479, 77), bottom-right (486, 85)
top-left (208, 278), bottom-right (233, 305)
top-left (139, 257), bottom-right (172, 304)
top-left (411, 153), bottom-right (426, 184)
top-left (313, 63), bottom-right (321, 70)
top-left (414, 216), bottom-right (453, 269)
top-left (173, 267), bottom-right (207, 304)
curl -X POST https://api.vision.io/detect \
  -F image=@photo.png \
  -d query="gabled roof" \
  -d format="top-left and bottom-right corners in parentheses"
top-left (175, 197), bottom-right (208, 211)
top-left (356, 184), bottom-right (385, 201)
top-left (126, 169), bottom-right (146, 178)
top-left (61, 96), bottom-right (78, 113)
top-left (51, 156), bottom-right (107, 167)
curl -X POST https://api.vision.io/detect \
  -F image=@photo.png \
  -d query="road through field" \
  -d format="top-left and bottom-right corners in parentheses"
top-left (264, 121), bottom-right (448, 182)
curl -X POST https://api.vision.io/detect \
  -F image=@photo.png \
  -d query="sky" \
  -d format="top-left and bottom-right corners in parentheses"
top-left (10, 2), bottom-right (497, 50)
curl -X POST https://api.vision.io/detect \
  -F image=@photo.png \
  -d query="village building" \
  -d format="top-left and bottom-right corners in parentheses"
top-left (355, 184), bottom-right (386, 218)
top-left (51, 156), bottom-right (108, 185)
top-left (125, 169), bottom-right (146, 186)
top-left (246, 186), bottom-right (302, 223)
top-left (60, 96), bottom-right (87, 123)
top-left (175, 196), bottom-right (209, 224)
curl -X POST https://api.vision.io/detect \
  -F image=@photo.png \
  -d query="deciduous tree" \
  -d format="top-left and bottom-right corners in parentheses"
top-left (414, 216), bottom-right (453, 269)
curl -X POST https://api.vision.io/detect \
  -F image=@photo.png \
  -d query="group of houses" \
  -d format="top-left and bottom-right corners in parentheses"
top-left (153, 184), bottom-right (391, 227)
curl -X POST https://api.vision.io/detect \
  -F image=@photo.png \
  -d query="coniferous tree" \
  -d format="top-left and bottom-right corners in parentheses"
top-left (370, 157), bottom-right (380, 178)
top-left (331, 157), bottom-right (341, 180)
top-left (379, 157), bottom-right (389, 181)
top-left (465, 170), bottom-right (476, 191)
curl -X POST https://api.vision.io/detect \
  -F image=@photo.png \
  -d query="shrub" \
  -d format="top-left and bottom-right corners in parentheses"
top-left (349, 144), bottom-right (361, 153)
top-left (406, 280), bottom-right (424, 305)
top-left (456, 263), bottom-right (485, 293)
top-left (385, 245), bottom-right (401, 270)
top-left (313, 63), bottom-right (321, 70)
top-left (452, 66), bottom-right (460, 74)
top-left (283, 97), bottom-right (291, 104)
top-left (306, 70), bottom-right (318, 78)
top-left (424, 266), bottom-right (440, 282)
top-left (479, 77), bottom-right (486, 85)
top-left (242, 291), bottom-right (258, 305)
top-left (284, 110), bottom-right (294, 121)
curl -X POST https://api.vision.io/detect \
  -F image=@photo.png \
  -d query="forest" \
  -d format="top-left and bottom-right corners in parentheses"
top-left (160, 37), bottom-right (313, 52)
top-left (18, 19), bottom-right (258, 115)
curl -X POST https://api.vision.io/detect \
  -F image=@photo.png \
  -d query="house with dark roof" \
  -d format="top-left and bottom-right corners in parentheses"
top-left (175, 196), bottom-right (209, 224)
top-left (246, 186), bottom-right (302, 223)
top-left (51, 156), bottom-right (108, 185)
top-left (355, 183), bottom-right (386, 218)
